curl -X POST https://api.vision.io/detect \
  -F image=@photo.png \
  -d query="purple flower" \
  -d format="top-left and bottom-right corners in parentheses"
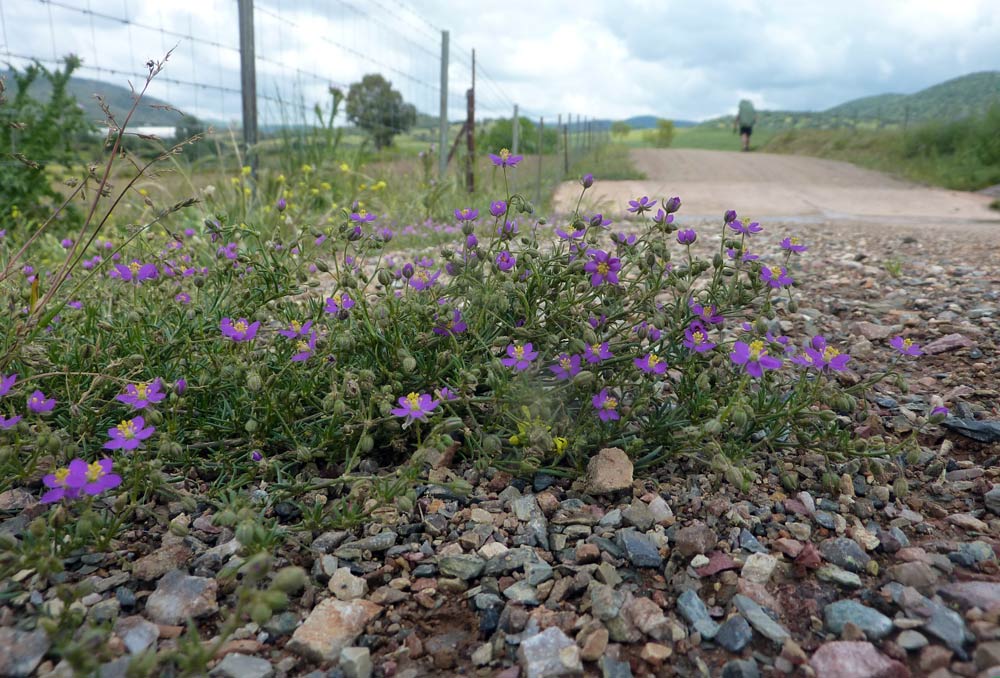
top-left (549, 353), bottom-right (581, 381)
top-left (116, 379), bottom-right (166, 409)
top-left (113, 261), bottom-right (158, 284)
top-left (454, 208), bottom-right (479, 221)
top-left (391, 392), bottom-right (440, 427)
top-left (104, 416), bottom-right (155, 451)
top-left (791, 336), bottom-right (851, 371)
top-left (890, 335), bottom-right (922, 357)
top-left (0, 414), bottom-right (22, 429)
top-left (378, 227), bottom-right (394, 242)
top-left (581, 173), bottom-right (594, 189)
top-left (495, 251), bottom-right (516, 272)
top-left (611, 232), bottom-right (637, 247)
top-left (436, 386), bottom-right (458, 401)
top-left (584, 342), bottom-right (613, 364)
top-left (489, 148), bottom-right (523, 168)
top-left (350, 209), bottom-right (376, 223)
top-left (780, 236), bottom-right (808, 253)
top-left (663, 196), bottom-right (682, 214)
top-left (465, 234), bottom-right (478, 249)
top-left (27, 390), bottom-right (55, 414)
top-left (634, 353), bottom-right (667, 375)
top-left (291, 330), bottom-right (318, 362)
top-left (60, 238), bottom-right (73, 248)
top-left (276, 198), bottom-right (287, 212)
top-left (689, 301), bottom-right (724, 325)
top-left (410, 268), bottom-right (441, 291)
top-left (930, 405), bottom-right (949, 418)
top-left (217, 242), bottom-right (238, 260)
top-left (588, 214), bottom-right (612, 228)
top-left (652, 209), bottom-right (674, 226)
top-left (760, 265), bottom-right (793, 288)
top-left (279, 320), bottom-right (313, 339)
top-left (592, 389), bottom-right (620, 422)
top-left (41, 458), bottom-right (121, 504)
top-left (220, 317), bottom-right (260, 342)
top-left (489, 200), bottom-right (507, 218)
top-left (497, 220), bottom-right (518, 239)
top-left (324, 292), bottom-right (355, 315)
top-left (683, 322), bottom-right (717, 352)
top-left (0, 373), bottom-right (16, 397)
top-left (555, 226), bottom-right (585, 241)
top-left (727, 248), bottom-right (759, 262)
top-left (627, 196), bottom-right (657, 214)
top-left (724, 209), bottom-right (738, 223)
top-left (175, 378), bottom-right (187, 395)
top-left (433, 309), bottom-right (467, 336)
top-left (583, 249), bottom-right (621, 286)
top-left (730, 340), bottom-right (782, 378)
top-left (729, 220), bottom-right (763, 236)
top-left (501, 343), bottom-right (538, 371)
top-left (676, 229), bottom-right (697, 245)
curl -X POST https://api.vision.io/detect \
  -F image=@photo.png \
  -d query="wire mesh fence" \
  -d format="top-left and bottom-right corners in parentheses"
top-left (0, 0), bottom-right (607, 195)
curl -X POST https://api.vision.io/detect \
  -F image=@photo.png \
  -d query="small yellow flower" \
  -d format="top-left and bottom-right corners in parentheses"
top-left (241, 165), bottom-right (252, 176)
top-left (320, 181), bottom-right (331, 191)
top-left (359, 183), bottom-right (367, 191)
top-left (243, 187), bottom-right (252, 197)
top-left (310, 188), bottom-right (319, 196)
top-left (277, 174), bottom-right (286, 184)
top-left (230, 177), bottom-right (241, 185)
top-left (301, 164), bottom-right (313, 174)
top-left (138, 188), bottom-right (148, 197)
top-left (339, 162), bottom-right (350, 172)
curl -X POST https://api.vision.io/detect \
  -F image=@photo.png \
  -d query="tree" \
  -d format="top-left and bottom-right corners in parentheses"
top-left (642, 119), bottom-right (675, 148)
top-left (611, 121), bottom-right (631, 138)
top-left (344, 74), bottom-right (416, 151)
top-left (483, 116), bottom-right (558, 155)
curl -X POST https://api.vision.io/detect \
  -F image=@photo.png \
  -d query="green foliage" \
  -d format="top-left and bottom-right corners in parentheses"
top-left (345, 74), bottom-right (417, 150)
top-left (0, 56), bottom-right (92, 228)
top-left (610, 121), bottom-right (632, 138)
top-left (642, 119), bottom-right (675, 148)
top-left (483, 116), bottom-right (559, 154)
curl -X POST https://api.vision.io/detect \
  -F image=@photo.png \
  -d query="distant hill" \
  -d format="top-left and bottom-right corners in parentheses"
top-left (697, 70), bottom-right (1000, 131)
top-left (1, 69), bottom-right (189, 127)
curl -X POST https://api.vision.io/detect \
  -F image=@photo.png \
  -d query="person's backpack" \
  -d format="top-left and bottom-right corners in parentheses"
top-left (738, 100), bottom-right (756, 127)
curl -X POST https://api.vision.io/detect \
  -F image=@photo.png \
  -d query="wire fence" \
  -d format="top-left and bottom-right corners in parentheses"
top-left (0, 0), bottom-right (608, 189)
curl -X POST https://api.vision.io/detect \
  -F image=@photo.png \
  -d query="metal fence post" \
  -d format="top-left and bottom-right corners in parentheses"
top-left (465, 49), bottom-right (475, 193)
top-left (438, 30), bottom-right (449, 177)
top-left (512, 104), bottom-right (519, 155)
top-left (535, 116), bottom-right (543, 205)
top-left (237, 0), bottom-right (258, 175)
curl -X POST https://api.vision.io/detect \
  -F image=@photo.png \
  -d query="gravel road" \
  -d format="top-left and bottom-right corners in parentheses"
top-left (554, 148), bottom-right (1000, 233)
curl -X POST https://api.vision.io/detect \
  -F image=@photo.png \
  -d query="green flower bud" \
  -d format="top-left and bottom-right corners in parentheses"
top-left (703, 418), bottom-right (723, 435)
top-left (481, 434), bottom-right (502, 455)
top-left (377, 269), bottom-right (392, 286)
top-left (439, 417), bottom-right (464, 433)
top-left (235, 521), bottom-right (256, 546)
top-left (271, 566), bottom-right (307, 594)
top-left (245, 418), bottom-right (258, 434)
top-left (146, 410), bottom-right (163, 426)
top-left (214, 509), bottom-right (237, 527)
top-left (713, 253), bottom-right (724, 269)
top-left (780, 472), bottom-right (799, 491)
top-left (731, 408), bottom-right (748, 428)
top-left (246, 371), bottom-right (263, 393)
top-left (314, 259), bottom-right (329, 273)
top-left (358, 434), bottom-right (374, 453)
top-left (45, 435), bottom-right (61, 453)
top-left (262, 589), bottom-right (289, 611)
top-left (402, 357), bottom-right (417, 373)
top-left (892, 477), bottom-right (909, 499)
top-left (250, 602), bottom-right (272, 625)
top-left (571, 370), bottom-right (595, 388)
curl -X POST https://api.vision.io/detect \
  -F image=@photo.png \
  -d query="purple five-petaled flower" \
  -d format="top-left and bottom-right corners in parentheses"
top-left (731, 340), bottom-right (782, 378)
top-left (634, 353), bottom-right (667, 375)
top-left (760, 265), bottom-right (793, 289)
top-left (114, 261), bottom-right (158, 284)
top-left (584, 342), bottom-right (613, 364)
top-left (0, 373), bottom-right (16, 397)
top-left (27, 390), bottom-right (55, 414)
top-left (890, 335), bottom-right (922, 357)
top-left (549, 353), bottom-right (581, 381)
top-left (592, 389), bottom-right (620, 422)
top-left (104, 416), bottom-right (155, 451)
top-left (676, 229), bottom-right (697, 245)
top-left (501, 343), bottom-right (538, 371)
top-left (495, 251), bottom-right (516, 272)
top-left (41, 458), bottom-right (122, 504)
top-left (729, 220), bottom-right (763, 236)
top-left (791, 335), bottom-right (851, 372)
top-left (220, 318), bottom-right (260, 342)
top-left (291, 330), bottom-right (318, 362)
top-left (433, 309), bottom-right (467, 336)
top-left (391, 392), bottom-right (440, 427)
top-left (627, 196), bottom-right (657, 214)
top-left (325, 292), bottom-right (355, 315)
top-left (683, 321), bottom-right (717, 353)
top-left (780, 236), bottom-right (808, 253)
top-left (583, 249), bottom-right (621, 286)
top-left (454, 208), bottom-right (479, 222)
top-left (116, 379), bottom-right (166, 409)
top-left (489, 149), bottom-right (523, 168)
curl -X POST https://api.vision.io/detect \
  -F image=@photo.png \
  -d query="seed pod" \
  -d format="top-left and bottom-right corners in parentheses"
top-left (214, 509), bottom-right (237, 527)
top-left (244, 418), bottom-right (258, 434)
top-left (402, 357), bottom-right (417, 373)
top-left (439, 417), bottom-right (464, 433)
top-left (358, 434), bottom-right (374, 453)
top-left (481, 434), bottom-right (502, 454)
top-left (780, 472), bottom-right (799, 491)
top-left (246, 371), bottom-right (263, 393)
top-left (235, 521), bottom-right (256, 545)
top-left (892, 477), bottom-right (909, 499)
top-left (146, 410), bottom-right (164, 426)
top-left (262, 589), bottom-right (289, 611)
top-left (704, 418), bottom-right (723, 435)
top-left (713, 253), bottom-right (724, 269)
top-left (377, 269), bottom-right (392, 286)
top-left (571, 370), bottom-right (595, 388)
top-left (250, 602), bottom-right (272, 625)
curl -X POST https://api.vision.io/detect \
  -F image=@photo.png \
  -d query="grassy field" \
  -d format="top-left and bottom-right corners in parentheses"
top-left (616, 125), bottom-right (777, 152)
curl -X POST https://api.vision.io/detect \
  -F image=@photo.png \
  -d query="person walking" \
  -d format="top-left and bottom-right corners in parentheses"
top-left (734, 99), bottom-right (756, 151)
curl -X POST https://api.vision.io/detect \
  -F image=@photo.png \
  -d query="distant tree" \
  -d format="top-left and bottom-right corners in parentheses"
top-left (484, 116), bottom-right (558, 154)
top-left (611, 121), bottom-right (631, 138)
top-left (642, 119), bottom-right (675, 148)
top-left (345, 74), bottom-right (416, 150)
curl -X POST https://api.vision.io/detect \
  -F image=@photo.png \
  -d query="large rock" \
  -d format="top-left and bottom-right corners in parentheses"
top-left (0, 627), bottom-right (50, 677)
top-left (938, 581), bottom-right (1000, 612)
top-left (144, 570), bottom-right (218, 625)
top-left (583, 448), bottom-right (633, 495)
top-left (287, 598), bottom-right (382, 663)
top-left (517, 626), bottom-right (583, 678)
top-left (674, 521), bottom-right (717, 557)
top-left (808, 641), bottom-right (910, 678)
top-left (132, 543), bottom-right (193, 581)
top-left (819, 537), bottom-right (871, 573)
top-left (823, 600), bottom-right (893, 640)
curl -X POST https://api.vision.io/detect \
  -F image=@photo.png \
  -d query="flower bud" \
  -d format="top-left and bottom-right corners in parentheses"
top-left (246, 371), bottom-right (263, 393)
top-left (359, 434), bottom-right (374, 453)
top-left (892, 477), bottom-right (909, 499)
top-left (315, 259), bottom-right (329, 273)
top-left (377, 269), bottom-right (392, 286)
top-left (263, 589), bottom-right (289, 610)
top-left (402, 357), bottom-right (417, 373)
top-left (581, 173), bottom-right (594, 189)
top-left (244, 417), bottom-right (259, 433)
top-left (571, 370), bottom-right (595, 388)
top-left (250, 602), bottom-right (273, 625)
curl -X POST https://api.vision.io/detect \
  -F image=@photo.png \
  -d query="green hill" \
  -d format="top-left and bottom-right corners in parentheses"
top-left (2, 68), bottom-right (188, 127)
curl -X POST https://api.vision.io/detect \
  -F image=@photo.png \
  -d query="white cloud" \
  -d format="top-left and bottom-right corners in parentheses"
top-left (1, 0), bottom-right (998, 124)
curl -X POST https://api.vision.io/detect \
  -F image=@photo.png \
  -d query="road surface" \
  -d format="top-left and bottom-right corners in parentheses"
top-left (553, 149), bottom-right (999, 232)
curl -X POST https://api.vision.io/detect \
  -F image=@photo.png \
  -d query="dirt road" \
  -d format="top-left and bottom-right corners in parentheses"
top-left (553, 148), bottom-right (999, 231)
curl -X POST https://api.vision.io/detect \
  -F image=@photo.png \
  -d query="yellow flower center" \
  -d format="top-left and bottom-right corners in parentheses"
top-left (86, 462), bottom-right (105, 482)
top-left (597, 262), bottom-right (609, 276)
top-left (902, 338), bottom-right (912, 349)
top-left (514, 345), bottom-right (525, 359)
top-left (560, 357), bottom-right (572, 370)
top-left (54, 467), bottom-right (70, 486)
top-left (591, 344), bottom-right (602, 355)
top-left (296, 340), bottom-right (309, 353)
top-left (234, 320), bottom-right (248, 333)
top-left (290, 320), bottom-right (302, 332)
top-left (603, 397), bottom-right (618, 410)
top-left (823, 346), bottom-right (840, 361)
top-left (749, 340), bottom-right (765, 361)
top-left (499, 148), bottom-right (511, 160)
top-left (769, 266), bottom-right (782, 277)
top-left (405, 392), bottom-right (421, 411)
top-left (129, 261), bottom-right (141, 275)
top-left (693, 331), bottom-right (706, 344)
top-left (648, 354), bottom-right (661, 367)
top-left (415, 270), bottom-right (428, 282)
top-left (134, 382), bottom-right (149, 400)
top-left (116, 420), bottom-right (136, 439)
top-left (790, 237), bottom-right (800, 245)
top-left (357, 208), bottom-right (367, 217)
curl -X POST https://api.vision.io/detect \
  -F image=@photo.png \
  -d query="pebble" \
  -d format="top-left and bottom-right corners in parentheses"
top-left (985, 486), bottom-right (1000, 515)
top-left (144, 570), bottom-right (219, 625)
top-left (715, 615), bottom-right (753, 652)
top-left (583, 447), bottom-right (633, 495)
top-left (897, 630), bottom-right (929, 651)
top-left (733, 594), bottom-right (790, 644)
top-left (210, 653), bottom-right (275, 678)
top-left (675, 521), bottom-right (717, 557)
top-left (0, 627), bottom-right (50, 677)
top-left (329, 567), bottom-right (368, 600)
top-left (809, 641), bottom-right (909, 678)
top-left (339, 646), bottom-right (373, 678)
top-left (618, 529), bottom-right (663, 568)
top-left (819, 537), bottom-right (871, 573)
top-left (817, 565), bottom-right (863, 589)
top-left (677, 589), bottom-right (720, 640)
top-left (132, 543), bottom-right (193, 581)
top-left (721, 659), bottom-right (760, 678)
top-left (741, 553), bottom-right (778, 584)
top-left (517, 626), bottom-right (583, 678)
top-left (438, 554), bottom-right (485, 580)
top-left (824, 600), bottom-right (894, 640)
top-left (599, 656), bottom-right (632, 678)
top-left (287, 598), bottom-right (382, 663)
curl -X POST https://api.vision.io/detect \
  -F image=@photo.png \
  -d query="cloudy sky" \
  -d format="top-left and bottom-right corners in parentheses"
top-left (1, 0), bottom-right (998, 125)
